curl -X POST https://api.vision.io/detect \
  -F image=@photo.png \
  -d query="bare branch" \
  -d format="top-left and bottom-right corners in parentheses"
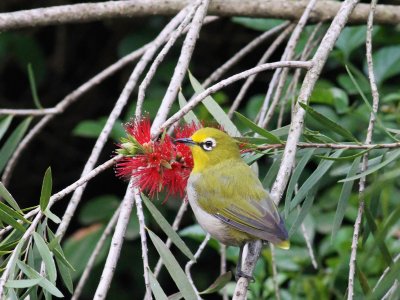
top-left (93, 187), bottom-right (135, 300)
top-left (348, 1), bottom-right (379, 298)
top-left (72, 207), bottom-right (121, 300)
top-left (1, 0), bottom-right (400, 31)
top-left (270, 0), bottom-right (360, 205)
top-left (158, 60), bottom-right (312, 135)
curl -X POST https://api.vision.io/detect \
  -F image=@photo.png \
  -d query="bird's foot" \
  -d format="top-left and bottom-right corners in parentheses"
top-left (235, 270), bottom-right (255, 282)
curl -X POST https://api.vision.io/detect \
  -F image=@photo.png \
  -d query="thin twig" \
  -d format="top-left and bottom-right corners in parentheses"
top-left (373, 254), bottom-right (400, 293)
top-left (151, 0), bottom-right (210, 135)
top-left (232, 240), bottom-right (263, 300)
top-left (203, 21), bottom-right (290, 88)
top-left (300, 220), bottom-right (318, 269)
top-left (134, 191), bottom-right (152, 300)
top-left (185, 233), bottom-right (211, 299)
top-left (220, 243), bottom-right (228, 300)
top-left (270, 244), bottom-right (282, 300)
top-left (71, 206), bottom-right (121, 300)
top-left (259, 0), bottom-right (317, 128)
top-left (158, 60), bottom-right (312, 135)
top-left (93, 187), bottom-right (135, 300)
top-left (136, 3), bottom-right (199, 116)
top-left (55, 11), bottom-right (187, 241)
top-left (0, 0), bottom-right (399, 31)
top-left (270, 0), bottom-right (360, 206)
top-left (348, 1), bottom-right (379, 298)
top-left (1, 44), bottom-right (149, 186)
top-left (228, 24), bottom-right (294, 118)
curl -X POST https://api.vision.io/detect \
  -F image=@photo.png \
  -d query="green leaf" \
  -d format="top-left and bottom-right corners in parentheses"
top-left (364, 206), bottom-right (392, 266)
top-left (232, 17), bottom-right (285, 32)
top-left (148, 268), bottom-right (168, 300)
top-left (55, 256), bottom-right (73, 294)
top-left (356, 264), bottom-right (372, 296)
top-left (331, 157), bottom-right (361, 243)
top-left (0, 182), bottom-right (21, 212)
top-left (0, 202), bottom-right (28, 224)
top-left (0, 117), bottom-right (32, 174)
top-left (189, 72), bottom-right (240, 137)
top-left (290, 150), bottom-right (344, 211)
top-left (44, 209), bottom-right (61, 224)
top-left (178, 91), bottom-right (199, 125)
top-left (142, 194), bottom-right (195, 261)
top-left (234, 112), bottom-right (281, 143)
top-left (370, 45), bottom-right (400, 85)
top-left (33, 232), bottom-right (57, 283)
top-left (261, 156), bottom-right (282, 190)
top-left (289, 187), bottom-right (317, 236)
top-left (314, 147), bottom-right (377, 161)
top-left (284, 149), bottom-right (315, 218)
top-left (370, 259), bottom-right (400, 300)
top-left (345, 65), bottom-right (398, 141)
top-left (0, 116), bottom-right (13, 141)
top-left (335, 26), bottom-right (367, 60)
top-left (73, 117), bottom-right (124, 141)
top-left (16, 260), bottom-right (63, 298)
top-left (5, 278), bottom-right (42, 288)
top-left (199, 271), bottom-right (232, 294)
top-left (40, 167), bottom-right (52, 212)
top-left (0, 205), bottom-right (26, 232)
top-left (27, 63), bottom-right (43, 109)
top-left (300, 102), bottom-right (359, 143)
top-left (339, 149), bottom-right (400, 182)
top-left (78, 195), bottom-right (120, 225)
top-left (147, 229), bottom-right (198, 300)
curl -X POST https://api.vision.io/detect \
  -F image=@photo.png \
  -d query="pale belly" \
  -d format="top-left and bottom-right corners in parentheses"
top-left (186, 175), bottom-right (250, 246)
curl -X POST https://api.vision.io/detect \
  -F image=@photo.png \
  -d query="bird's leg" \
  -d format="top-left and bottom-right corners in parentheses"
top-left (235, 244), bottom-right (255, 282)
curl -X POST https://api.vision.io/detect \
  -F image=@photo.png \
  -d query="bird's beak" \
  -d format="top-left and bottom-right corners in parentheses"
top-left (174, 138), bottom-right (196, 146)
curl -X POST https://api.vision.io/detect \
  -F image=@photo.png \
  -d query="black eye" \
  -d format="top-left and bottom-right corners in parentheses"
top-left (201, 138), bottom-right (216, 151)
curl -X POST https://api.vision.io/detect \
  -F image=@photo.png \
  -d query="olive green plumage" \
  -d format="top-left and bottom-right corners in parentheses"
top-left (176, 127), bottom-right (289, 249)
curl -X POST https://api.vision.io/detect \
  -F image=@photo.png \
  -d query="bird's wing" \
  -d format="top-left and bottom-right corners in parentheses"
top-left (194, 160), bottom-right (288, 244)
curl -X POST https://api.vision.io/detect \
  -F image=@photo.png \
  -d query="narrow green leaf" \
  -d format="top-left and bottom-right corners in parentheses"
top-left (345, 65), bottom-right (399, 141)
top-left (0, 206), bottom-right (26, 232)
top-left (262, 156), bottom-right (282, 190)
top-left (53, 248), bottom-right (75, 271)
top-left (290, 150), bottom-right (344, 211)
top-left (300, 102), bottom-right (359, 143)
top-left (55, 256), bottom-right (73, 293)
top-left (0, 182), bottom-right (21, 212)
top-left (284, 149), bottom-right (315, 218)
top-left (147, 229), bottom-right (198, 300)
top-left (0, 202), bottom-right (29, 224)
top-left (148, 268), bottom-right (168, 300)
top-left (370, 259), bottom-right (400, 300)
top-left (178, 91), bottom-right (199, 125)
top-left (314, 147), bottom-right (377, 161)
top-left (331, 157), bottom-right (361, 243)
top-left (356, 264), bottom-right (372, 296)
top-left (16, 260), bottom-right (63, 298)
top-left (47, 229), bottom-right (75, 271)
top-left (199, 271), bottom-right (232, 295)
top-left (339, 149), bottom-right (400, 182)
top-left (33, 232), bottom-right (57, 283)
top-left (0, 117), bottom-right (32, 174)
top-left (5, 278), bottom-right (42, 288)
top-left (44, 209), bottom-right (61, 224)
top-left (289, 187), bottom-right (317, 236)
top-left (142, 194), bottom-right (195, 261)
top-left (40, 167), bottom-right (52, 212)
top-left (189, 72), bottom-right (240, 137)
top-left (364, 206), bottom-right (392, 267)
top-left (27, 63), bottom-right (43, 109)
top-left (234, 112), bottom-right (281, 143)
top-left (0, 116), bottom-right (13, 141)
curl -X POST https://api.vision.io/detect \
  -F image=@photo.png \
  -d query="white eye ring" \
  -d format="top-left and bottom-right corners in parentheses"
top-left (201, 138), bottom-right (216, 151)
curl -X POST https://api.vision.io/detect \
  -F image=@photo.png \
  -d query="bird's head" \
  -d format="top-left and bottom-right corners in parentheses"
top-left (175, 127), bottom-right (240, 172)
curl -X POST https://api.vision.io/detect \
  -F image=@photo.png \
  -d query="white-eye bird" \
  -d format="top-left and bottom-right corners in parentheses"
top-left (175, 127), bottom-right (289, 279)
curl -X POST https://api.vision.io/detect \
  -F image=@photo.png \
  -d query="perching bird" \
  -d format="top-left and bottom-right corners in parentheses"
top-left (175, 127), bottom-right (289, 279)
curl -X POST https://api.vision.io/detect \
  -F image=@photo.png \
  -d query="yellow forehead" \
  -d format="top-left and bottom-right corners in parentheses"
top-left (191, 128), bottom-right (226, 143)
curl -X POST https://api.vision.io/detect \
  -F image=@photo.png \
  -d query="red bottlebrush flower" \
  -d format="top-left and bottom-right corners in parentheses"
top-left (115, 118), bottom-right (200, 200)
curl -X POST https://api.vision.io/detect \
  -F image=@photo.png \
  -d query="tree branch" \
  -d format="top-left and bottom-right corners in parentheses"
top-left (1, 0), bottom-right (400, 31)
